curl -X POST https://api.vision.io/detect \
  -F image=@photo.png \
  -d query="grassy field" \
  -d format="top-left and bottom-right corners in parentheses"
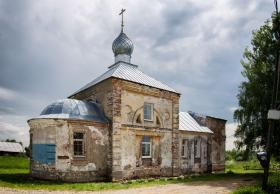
top-left (0, 156), bottom-right (263, 192)
top-left (225, 159), bottom-right (263, 174)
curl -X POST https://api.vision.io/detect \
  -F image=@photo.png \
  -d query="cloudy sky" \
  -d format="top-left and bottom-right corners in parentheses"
top-left (0, 0), bottom-right (275, 149)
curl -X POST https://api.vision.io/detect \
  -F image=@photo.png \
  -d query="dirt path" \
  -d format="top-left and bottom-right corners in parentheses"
top-left (0, 178), bottom-right (256, 194)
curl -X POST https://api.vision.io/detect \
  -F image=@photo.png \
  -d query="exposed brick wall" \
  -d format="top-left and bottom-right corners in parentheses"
top-left (72, 77), bottom-right (232, 180)
top-left (70, 79), bottom-right (113, 119)
top-left (206, 116), bottom-right (226, 172)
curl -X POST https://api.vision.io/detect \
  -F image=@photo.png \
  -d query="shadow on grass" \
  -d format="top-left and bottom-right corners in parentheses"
top-left (0, 172), bottom-right (67, 187)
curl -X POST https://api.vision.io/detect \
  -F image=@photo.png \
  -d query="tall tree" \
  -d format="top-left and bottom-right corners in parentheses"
top-left (234, 12), bottom-right (280, 160)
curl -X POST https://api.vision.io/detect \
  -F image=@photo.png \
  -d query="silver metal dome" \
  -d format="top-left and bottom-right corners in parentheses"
top-left (32, 99), bottom-right (108, 123)
top-left (112, 32), bottom-right (134, 57)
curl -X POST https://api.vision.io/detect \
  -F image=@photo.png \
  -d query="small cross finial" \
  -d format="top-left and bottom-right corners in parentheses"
top-left (119, 8), bottom-right (126, 32)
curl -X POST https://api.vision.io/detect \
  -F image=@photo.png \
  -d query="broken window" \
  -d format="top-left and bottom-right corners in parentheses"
top-left (144, 103), bottom-right (153, 121)
top-left (181, 139), bottom-right (187, 157)
top-left (73, 132), bottom-right (85, 156)
top-left (194, 137), bottom-right (201, 158)
top-left (141, 136), bottom-right (151, 158)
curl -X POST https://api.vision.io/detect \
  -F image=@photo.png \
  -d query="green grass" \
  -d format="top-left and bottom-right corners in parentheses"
top-left (0, 156), bottom-right (28, 169)
top-left (0, 156), bottom-right (263, 192)
top-left (233, 186), bottom-right (265, 194)
top-left (227, 159), bottom-right (280, 194)
top-left (225, 159), bottom-right (263, 174)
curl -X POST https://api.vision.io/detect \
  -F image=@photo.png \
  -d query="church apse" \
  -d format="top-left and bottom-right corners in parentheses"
top-left (28, 99), bottom-right (110, 182)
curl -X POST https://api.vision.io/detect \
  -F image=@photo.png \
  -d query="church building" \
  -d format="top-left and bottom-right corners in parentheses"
top-left (27, 12), bottom-right (226, 182)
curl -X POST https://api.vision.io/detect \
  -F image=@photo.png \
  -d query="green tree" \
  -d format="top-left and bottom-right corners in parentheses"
top-left (234, 12), bottom-right (280, 160)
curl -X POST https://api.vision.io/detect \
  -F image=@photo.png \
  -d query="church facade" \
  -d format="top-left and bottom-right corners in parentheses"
top-left (28, 22), bottom-right (226, 182)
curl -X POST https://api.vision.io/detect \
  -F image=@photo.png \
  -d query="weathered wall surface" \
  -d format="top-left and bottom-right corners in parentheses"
top-left (28, 119), bottom-right (109, 182)
top-left (178, 131), bottom-right (212, 174)
top-left (70, 79), bottom-right (114, 177)
top-left (70, 79), bottom-right (113, 119)
top-left (110, 78), bottom-right (180, 180)
top-left (70, 77), bottom-right (181, 180)
top-left (116, 127), bottom-right (173, 179)
top-left (121, 90), bottom-right (173, 128)
top-left (206, 117), bottom-right (226, 172)
top-left (188, 114), bottom-right (226, 173)
top-left (69, 77), bottom-right (225, 180)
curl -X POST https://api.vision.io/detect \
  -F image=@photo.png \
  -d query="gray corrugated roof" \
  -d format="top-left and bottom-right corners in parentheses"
top-left (29, 99), bottom-right (108, 123)
top-left (179, 112), bottom-right (213, 133)
top-left (70, 61), bottom-right (178, 97)
top-left (0, 142), bottom-right (24, 153)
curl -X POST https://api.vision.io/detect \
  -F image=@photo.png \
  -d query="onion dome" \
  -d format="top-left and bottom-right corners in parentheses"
top-left (112, 32), bottom-right (134, 58)
top-left (30, 99), bottom-right (108, 123)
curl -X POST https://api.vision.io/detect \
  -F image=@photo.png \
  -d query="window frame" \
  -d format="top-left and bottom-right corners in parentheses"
top-left (143, 103), bottom-right (153, 121)
top-left (181, 139), bottom-right (187, 158)
top-left (194, 137), bottom-right (201, 159)
top-left (141, 136), bottom-right (152, 158)
top-left (73, 132), bottom-right (85, 157)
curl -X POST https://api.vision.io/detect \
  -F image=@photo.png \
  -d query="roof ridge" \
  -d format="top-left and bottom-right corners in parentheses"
top-left (69, 65), bottom-right (119, 97)
top-left (69, 61), bottom-right (179, 97)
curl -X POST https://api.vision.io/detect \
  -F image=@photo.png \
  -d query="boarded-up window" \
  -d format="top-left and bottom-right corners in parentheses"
top-left (73, 132), bottom-right (85, 156)
top-left (194, 137), bottom-right (201, 158)
top-left (32, 144), bottom-right (55, 164)
top-left (181, 139), bottom-right (188, 157)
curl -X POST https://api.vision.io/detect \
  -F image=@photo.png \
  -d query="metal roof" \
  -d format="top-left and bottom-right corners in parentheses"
top-left (112, 32), bottom-right (134, 56)
top-left (30, 99), bottom-right (108, 123)
top-left (70, 61), bottom-right (178, 97)
top-left (179, 112), bottom-right (213, 133)
top-left (0, 142), bottom-right (24, 153)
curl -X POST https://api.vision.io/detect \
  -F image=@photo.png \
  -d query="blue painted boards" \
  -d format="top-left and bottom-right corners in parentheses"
top-left (32, 144), bottom-right (56, 164)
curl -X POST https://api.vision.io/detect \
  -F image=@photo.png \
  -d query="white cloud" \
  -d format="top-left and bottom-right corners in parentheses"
top-left (0, 120), bottom-right (29, 147)
top-left (229, 107), bottom-right (238, 114)
top-left (0, 86), bottom-right (16, 100)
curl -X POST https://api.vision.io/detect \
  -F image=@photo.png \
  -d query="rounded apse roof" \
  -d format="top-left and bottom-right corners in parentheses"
top-left (31, 99), bottom-right (108, 123)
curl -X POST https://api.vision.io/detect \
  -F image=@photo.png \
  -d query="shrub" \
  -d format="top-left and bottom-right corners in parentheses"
top-left (267, 173), bottom-right (280, 194)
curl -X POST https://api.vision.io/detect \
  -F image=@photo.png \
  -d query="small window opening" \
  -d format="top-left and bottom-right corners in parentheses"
top-left (73, 132), bottom-right (85, 156)
top-left (144, 103), bottom-right (153, 121)
top-left (141, 136), bottom-right (151, 158)
top-left (194, 137), bottom-right (201, 158)
top-left (181, 139), bottom-right (187, 157)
